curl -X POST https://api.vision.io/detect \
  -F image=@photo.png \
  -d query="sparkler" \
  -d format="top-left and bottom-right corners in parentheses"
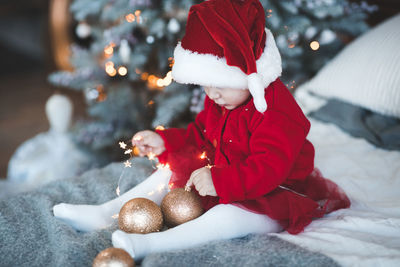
top-left (116, 141), bottom-right (134, 197)
top-left (112, 137), bottom-right (171, 220)
top-left (116, 135), bottom-right (171, 197)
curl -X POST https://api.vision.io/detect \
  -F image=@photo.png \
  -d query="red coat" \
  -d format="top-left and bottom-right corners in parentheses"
top-left (157, 79), bottom-right (350, 234)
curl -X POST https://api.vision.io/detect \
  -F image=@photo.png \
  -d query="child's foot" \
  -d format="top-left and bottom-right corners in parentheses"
top-left (53, 203), bottom-right (115, 232)
top-left (112, 230), bottom-right (145, 260)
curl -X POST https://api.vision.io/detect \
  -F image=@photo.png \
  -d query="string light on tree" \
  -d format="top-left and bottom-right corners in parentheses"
top-left (105, 61), bottom-right (120, 77)
top-left (104, 43), bottom-right (115, 58)
top-left (105, 61), bottom-right (115, 73)
top-left (136, 66), bottom-right (172, 90)
top-left (286, 80), bottom-right (296, 91)
top-left (125, 10), bottom-right (142, 23)
top-left (147, 71), bottom-right (172, 89)
top-left (125, 13), bottom-right (135, 23)
top-left (134, 10), bottom-right (142, 23)
top-left (118, 66), bottom-right (128, 76)
top-left (85, 85), bottom-right (107, 103)
top-left (147, 100), bottom-right (154, 107)
top-left (288, 32), bottom-right (299, 49)
top-left (84, 88), bottom-right (99, 103)
top-left (141, 72), bottom-right (149, 81)
top-left (107, 65), bottom-right (117, 76)
top-left (97, 85), bottom-right (107, 102)
top-left (310, 41), bottom-right (320, 50)
top-left (106, 67), bottom-right (117, 77)
top-left (147, 75), bottom-right (157, 86)
top-left (266, 9), bottom-right (273, 18)
top-left (290, 80), bottom-right (296, 90)
top-left (147, 74), bottom-right (166, 89)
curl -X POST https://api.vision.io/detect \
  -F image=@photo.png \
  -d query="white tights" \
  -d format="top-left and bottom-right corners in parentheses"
top-left (53, 168), bottom-right (281, 260)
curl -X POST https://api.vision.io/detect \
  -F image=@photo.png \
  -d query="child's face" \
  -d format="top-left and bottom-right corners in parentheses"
top-left (204, 87), bottom-right (250, 110)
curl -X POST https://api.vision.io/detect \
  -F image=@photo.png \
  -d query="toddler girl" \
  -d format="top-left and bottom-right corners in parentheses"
top-left (54, 0), bottom-right (350, 260)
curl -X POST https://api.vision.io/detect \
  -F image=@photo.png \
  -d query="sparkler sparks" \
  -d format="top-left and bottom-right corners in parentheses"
top-left (124, 160), bottom-right (132, 168)
top-left (147, 152), bottom-right (156, 161)
top-left (200, 151), bottom-right (213, 168)
top-left (119, 141), bottom-right (127, 149)
top-left (116, 134), bottom-right (172, 199)
top-left (156, 163), bottom-right (170, 170)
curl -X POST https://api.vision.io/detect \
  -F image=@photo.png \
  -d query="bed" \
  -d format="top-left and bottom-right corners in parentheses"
top-left (1, 14), bottom-right (399, 267)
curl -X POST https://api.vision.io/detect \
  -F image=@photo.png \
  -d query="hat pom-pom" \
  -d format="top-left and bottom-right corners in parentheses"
top-left (248, 73), bottom-right (267, 113)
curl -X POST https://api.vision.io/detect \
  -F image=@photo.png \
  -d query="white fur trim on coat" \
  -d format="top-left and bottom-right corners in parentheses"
top-left (172, 28), bottom-right (282, 91)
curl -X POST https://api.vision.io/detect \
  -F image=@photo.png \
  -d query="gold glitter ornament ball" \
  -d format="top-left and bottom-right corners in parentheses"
top-left (161, 188), bottom-right (205, 227)
top-left (92, 247), bottom-right (135, 267)
top-left (118, 198), bottom-right (163, 234)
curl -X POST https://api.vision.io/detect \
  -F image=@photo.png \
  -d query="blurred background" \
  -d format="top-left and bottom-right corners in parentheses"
top-left (0, 0), bottom-right (399, 179)
top-left (0, 0), bottom-right (86, 178)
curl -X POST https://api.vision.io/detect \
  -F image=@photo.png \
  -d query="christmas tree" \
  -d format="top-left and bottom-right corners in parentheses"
top-left (261, 0), bottom-right (377, 88)
top-left (49, 0), bottom-right (375, 163)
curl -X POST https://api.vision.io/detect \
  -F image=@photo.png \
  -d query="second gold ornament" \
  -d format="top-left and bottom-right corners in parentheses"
top-left (118, 198), bottom-right (163, 234)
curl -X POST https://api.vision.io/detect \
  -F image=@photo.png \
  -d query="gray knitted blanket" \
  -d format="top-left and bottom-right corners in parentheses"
top-left (0, 158), bottom-right (339, 267)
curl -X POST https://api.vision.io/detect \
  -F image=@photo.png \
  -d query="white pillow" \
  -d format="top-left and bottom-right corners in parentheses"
top-left (299, 14), bottom-right (400, 118)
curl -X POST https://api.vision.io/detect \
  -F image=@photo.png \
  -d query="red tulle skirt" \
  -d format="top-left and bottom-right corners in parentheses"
top-left (230, 168), bottom-right (351, 234)
top-left (162, 147), bottom-right (350, 234)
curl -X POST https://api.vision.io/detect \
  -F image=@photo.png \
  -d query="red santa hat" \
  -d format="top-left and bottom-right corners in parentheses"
top-left (172, 0), bottom-right (282, 113)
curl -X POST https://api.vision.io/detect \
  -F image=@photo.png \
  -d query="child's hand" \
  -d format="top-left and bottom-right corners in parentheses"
top-left (132, 130), bottom-right (166, 157)
top-left (186, 167), bottom-right (217, 197)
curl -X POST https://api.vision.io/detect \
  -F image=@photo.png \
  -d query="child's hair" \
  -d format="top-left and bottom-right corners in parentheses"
top-left (171, 0), bottom-right (282, 113)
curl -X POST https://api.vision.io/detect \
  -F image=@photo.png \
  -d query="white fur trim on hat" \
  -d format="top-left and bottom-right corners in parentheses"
top-left (248, 73), bottom-right (267, 112)
top-left (172, 28), bottom-right (282, 92)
